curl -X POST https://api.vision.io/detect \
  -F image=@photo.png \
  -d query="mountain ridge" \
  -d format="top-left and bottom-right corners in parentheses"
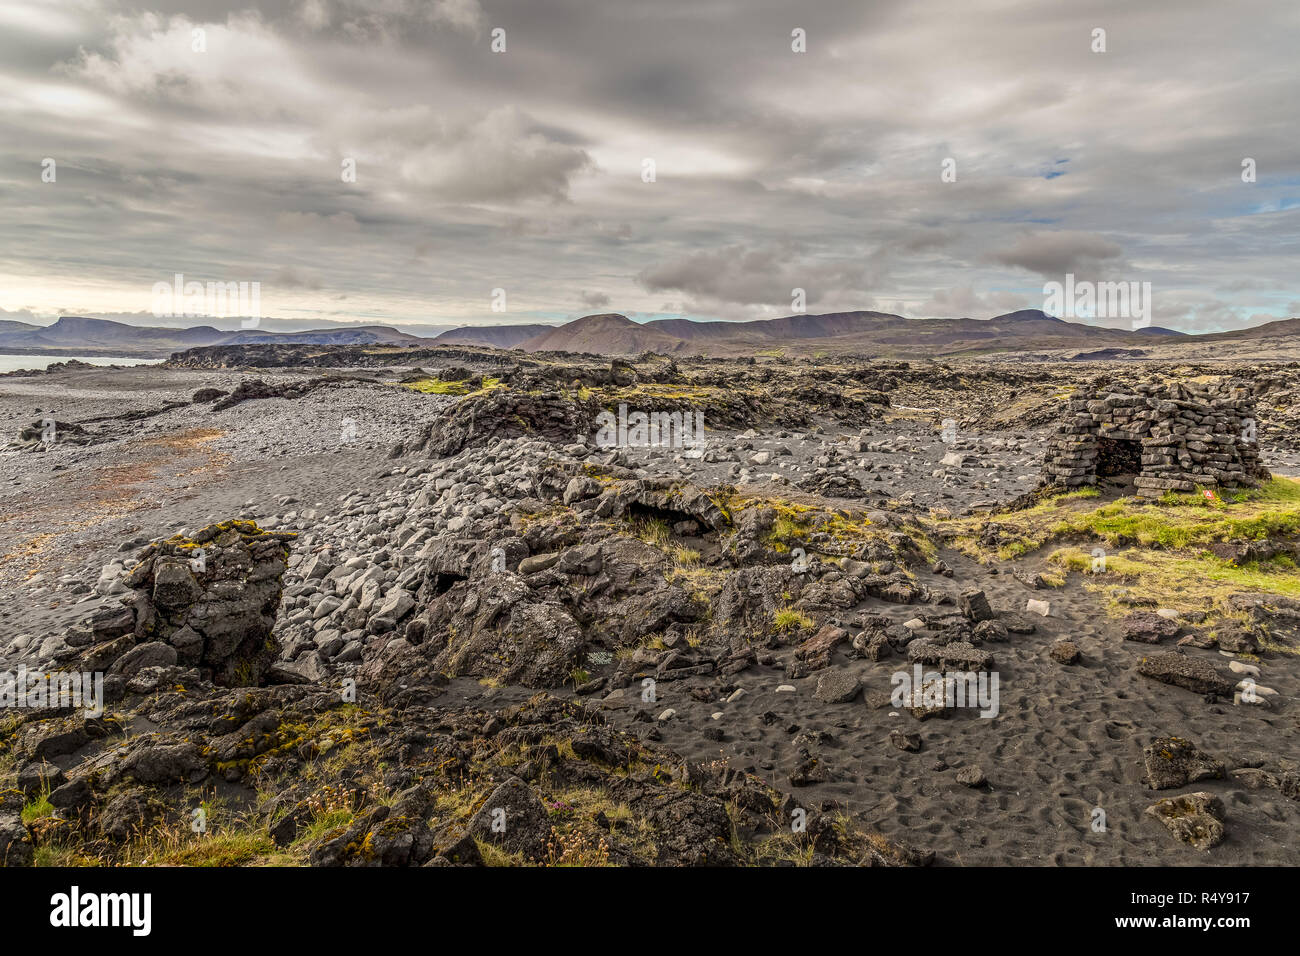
top-left (1, 311), bottom-right (1293, 359)
top-left (434, 324), bottom-right (554, 349)
top-left (517, 309), bottom-right (1199, 356)
top-left (0, 317), bottom-right (425, 355)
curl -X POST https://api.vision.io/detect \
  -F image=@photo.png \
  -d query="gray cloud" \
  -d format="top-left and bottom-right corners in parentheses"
top-left (637, 242), bottom-right (890, 315)
top-left (394, 107), bottom-right (594, 202)
top-left (917, 286), bottom-right (1031, 320)
top-left (273, 266), bottom-right (324, 290)
top-left (988, 231), bottom-right (1125, 279)
top-left (0, 0), bottom-right (1296, 331)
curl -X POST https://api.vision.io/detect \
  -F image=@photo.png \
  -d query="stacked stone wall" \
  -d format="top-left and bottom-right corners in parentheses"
top-left (1043, 381), bottom-right (1264, 497)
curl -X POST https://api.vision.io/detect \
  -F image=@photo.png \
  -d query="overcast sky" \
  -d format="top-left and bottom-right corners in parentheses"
top-left (2, 0), bottom-right (1298, 332)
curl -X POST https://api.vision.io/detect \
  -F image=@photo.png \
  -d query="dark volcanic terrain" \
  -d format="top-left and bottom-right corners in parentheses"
top-left (1, 347), bottom-right (1298, 867)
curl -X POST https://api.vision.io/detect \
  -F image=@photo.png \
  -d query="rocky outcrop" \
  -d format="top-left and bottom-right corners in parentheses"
top-left (0, 790), bottom-right (34, 867)
top-left (419, 570), bottom-right (586, 687)
top-left (69, 520), bottom-right (294, 687)
top-left (1137, 653), bottom-right (1236, 698)
top-left (1142, 737), bottom-right (1225, 790)
top-left (1145, 791), bottom-right (1226, 850)
top-left (1122, 611), bottom-right (1180, 644)
top-left (0, 672), bottom-right (908, 867)
top-left (416, 389), bottom-right (600, 458)
top-left (12, 418), bottom-right (90, 450)
top-left (468, 776), bottom-right (552, 861)
top-left (211, 376), bottom-right (375, 411)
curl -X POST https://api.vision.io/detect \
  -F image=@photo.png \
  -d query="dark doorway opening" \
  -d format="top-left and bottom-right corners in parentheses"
top-left (1097, 437), bottom-right (1142, 478)
top-left (427, 570), bottom-right (466, 596)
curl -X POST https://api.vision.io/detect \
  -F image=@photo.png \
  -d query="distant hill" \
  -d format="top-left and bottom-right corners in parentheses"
top-left (217, 325), bottom-right (425, 346)
top-left (0, 316), bottom-right (430, 356)
top-left (0, 316), bottom-right (228, 351)
top-left (521, 313), bottom-right (687, 353)
top-left (0, 319), bottom-right (41, 335)
top-left (434, 324), bottom-right (554, 348)
top-left (514, 309), bottom-right (1200, 357)
top-left (648, 310), bottom-right (908, 343)
top-left (1195, 317), bottom-right (1300, 341)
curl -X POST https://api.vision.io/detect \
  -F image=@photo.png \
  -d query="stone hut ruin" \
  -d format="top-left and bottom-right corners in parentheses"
top-left (1043, 380), bottom-right (1267, 497)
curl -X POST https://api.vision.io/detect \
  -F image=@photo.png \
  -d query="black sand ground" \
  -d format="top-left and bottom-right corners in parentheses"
top-left (2, 362), bottom-right (1297, 866)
